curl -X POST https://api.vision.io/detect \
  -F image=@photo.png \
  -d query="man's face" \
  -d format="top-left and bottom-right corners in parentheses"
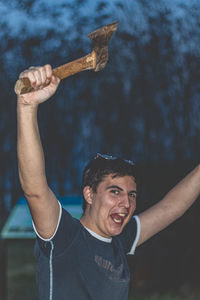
top-left (83, 174), bottom-right (137, 238)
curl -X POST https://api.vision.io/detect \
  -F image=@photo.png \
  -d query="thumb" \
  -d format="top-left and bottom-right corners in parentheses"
top-left (47, 75), bottom-right (60, 93)
top-left (51, 75), bottom-right (60, 87)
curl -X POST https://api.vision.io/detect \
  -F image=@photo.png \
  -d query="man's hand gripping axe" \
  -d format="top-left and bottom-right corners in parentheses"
top-left (14, 21), bottom-right (118, 95)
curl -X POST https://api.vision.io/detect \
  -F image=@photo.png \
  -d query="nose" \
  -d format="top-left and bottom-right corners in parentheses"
top-left (119, 195), bottom-right (130, 208)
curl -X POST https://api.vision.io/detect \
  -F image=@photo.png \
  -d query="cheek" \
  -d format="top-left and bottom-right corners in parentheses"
top-left (98, 198), bottom-right (115, 215)
top-left (93, 196), bottom-right (109, 211)
top-left (130, 200), bottom-right (136, 212)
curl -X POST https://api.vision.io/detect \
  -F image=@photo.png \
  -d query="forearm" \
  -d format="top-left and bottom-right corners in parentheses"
top-left (160, 164), bottom-right (200, 218)
top-left (17, 103), bottom-right (48, 197)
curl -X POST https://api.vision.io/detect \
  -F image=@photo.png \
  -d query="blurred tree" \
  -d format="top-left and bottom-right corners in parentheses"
top-left (0, 0), bottom-right (200, 216)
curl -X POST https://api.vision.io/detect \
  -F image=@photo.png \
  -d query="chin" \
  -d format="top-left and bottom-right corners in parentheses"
top-left (109, 226), bottom-right (124, 237)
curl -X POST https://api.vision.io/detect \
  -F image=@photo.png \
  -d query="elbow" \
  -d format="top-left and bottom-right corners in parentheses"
top-left (19, 172), bottom-right (48, 200)
top-left (20, 180), bottom-right (46, 201)
top-left (23, 190), bottom-right (41, 200)
top-left (19, 177), bottom-right (36, 198)
top-left (22, 183), bottom-right (49, 200)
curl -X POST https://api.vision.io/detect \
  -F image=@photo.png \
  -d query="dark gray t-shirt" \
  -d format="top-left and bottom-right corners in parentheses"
top-left (34, 204), bottom-right (140, 300)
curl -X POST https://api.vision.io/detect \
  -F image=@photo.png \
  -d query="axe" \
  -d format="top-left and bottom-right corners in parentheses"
top-left (14, 21), bottom-right (118, 95)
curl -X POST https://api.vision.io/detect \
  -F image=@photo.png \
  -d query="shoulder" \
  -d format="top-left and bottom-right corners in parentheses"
top-left (116, 216), bottom-right (141, 254)
top-left (35, 205), bottom-right (81, 256)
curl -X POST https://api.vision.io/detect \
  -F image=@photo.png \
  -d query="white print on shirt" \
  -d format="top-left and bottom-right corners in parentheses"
top-left (95, 255), bottom-right (127, 282)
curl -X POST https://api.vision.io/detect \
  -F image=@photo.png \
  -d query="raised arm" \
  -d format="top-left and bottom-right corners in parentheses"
top-left (17, 65), bottom-right (61, 239)
top-left (138, 164), bottom-right (200, 245)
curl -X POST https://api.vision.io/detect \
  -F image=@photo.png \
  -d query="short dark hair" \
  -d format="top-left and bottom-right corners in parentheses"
top-left (81, 155), bottom-right (139, 213)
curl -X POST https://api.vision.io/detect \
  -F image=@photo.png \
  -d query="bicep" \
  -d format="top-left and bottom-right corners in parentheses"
top-left (26, 187), bottom-right (60, 239)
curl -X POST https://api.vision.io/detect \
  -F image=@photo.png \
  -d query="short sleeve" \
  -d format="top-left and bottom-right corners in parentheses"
top-left (33, 205), bottom-right (80, 257)
top-left (117, 216), bottom-right (141, 255)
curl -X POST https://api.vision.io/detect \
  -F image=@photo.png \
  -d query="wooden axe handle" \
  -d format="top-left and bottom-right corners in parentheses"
top-left (14, 51), bottom-right (96, 95)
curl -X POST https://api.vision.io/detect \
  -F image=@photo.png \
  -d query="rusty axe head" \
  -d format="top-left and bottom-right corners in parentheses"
top-left (88, 21), bottom-right (118, 72)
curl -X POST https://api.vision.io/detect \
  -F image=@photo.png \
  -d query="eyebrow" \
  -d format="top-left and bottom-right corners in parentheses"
top-left (106, 185), bottom-right (137, 194)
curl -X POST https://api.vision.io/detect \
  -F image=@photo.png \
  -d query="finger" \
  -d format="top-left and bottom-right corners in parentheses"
top-left (45, 75), bottom-right (60, 96)
top-left (29, 66), bottom-right (37, 70)
top-left (20, 66), bottom-right (46, 88)
top-left (33, 68), bottom-right (43, 87)
top-left (19, 70), bottom-right (37, 87)
top-left (38, 68), bottom-right (47, 88)
top-left (44, 64), bottom-right (52, 78)
top-left (44, 64), bottom-right (53, 85)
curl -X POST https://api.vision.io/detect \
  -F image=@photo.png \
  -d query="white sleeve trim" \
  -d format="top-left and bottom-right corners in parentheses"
top-left (127, 215), bottom-right (141, 255)
top-left (32, 201), bottom-right (62, 242)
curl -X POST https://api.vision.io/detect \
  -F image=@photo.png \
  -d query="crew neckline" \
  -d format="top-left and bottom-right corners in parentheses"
top-left (84, 226), bottom-right (112, 243)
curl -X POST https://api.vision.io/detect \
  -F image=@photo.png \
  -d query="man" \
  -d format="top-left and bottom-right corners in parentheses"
top-left (17, 65), bottom-right (200, 300)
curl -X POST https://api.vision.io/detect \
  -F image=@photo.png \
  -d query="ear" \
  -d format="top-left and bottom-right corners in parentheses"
top-left (83, 186), bottom-right (93, 205)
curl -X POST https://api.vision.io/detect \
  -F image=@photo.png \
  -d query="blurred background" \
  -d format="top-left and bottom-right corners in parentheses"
top-left (0, 0), bottom-right (200, 299)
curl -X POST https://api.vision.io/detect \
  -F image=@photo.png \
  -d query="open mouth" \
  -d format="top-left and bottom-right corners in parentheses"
top-left (110, 213), bottom-right (127, 225)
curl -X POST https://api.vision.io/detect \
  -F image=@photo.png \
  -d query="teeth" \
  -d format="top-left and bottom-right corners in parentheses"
top-left (110, 213), bottom-right (127, 225)
top-left (118, 213), bottom-right (126, 217)
top-left (113, 218), bottom-right (121, 223)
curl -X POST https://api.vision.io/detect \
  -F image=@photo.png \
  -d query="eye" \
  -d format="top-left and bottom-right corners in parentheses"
top-left (129, 192), bottom-right (136, 200)
top-left (110, 189), bottom-right (120, 195)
